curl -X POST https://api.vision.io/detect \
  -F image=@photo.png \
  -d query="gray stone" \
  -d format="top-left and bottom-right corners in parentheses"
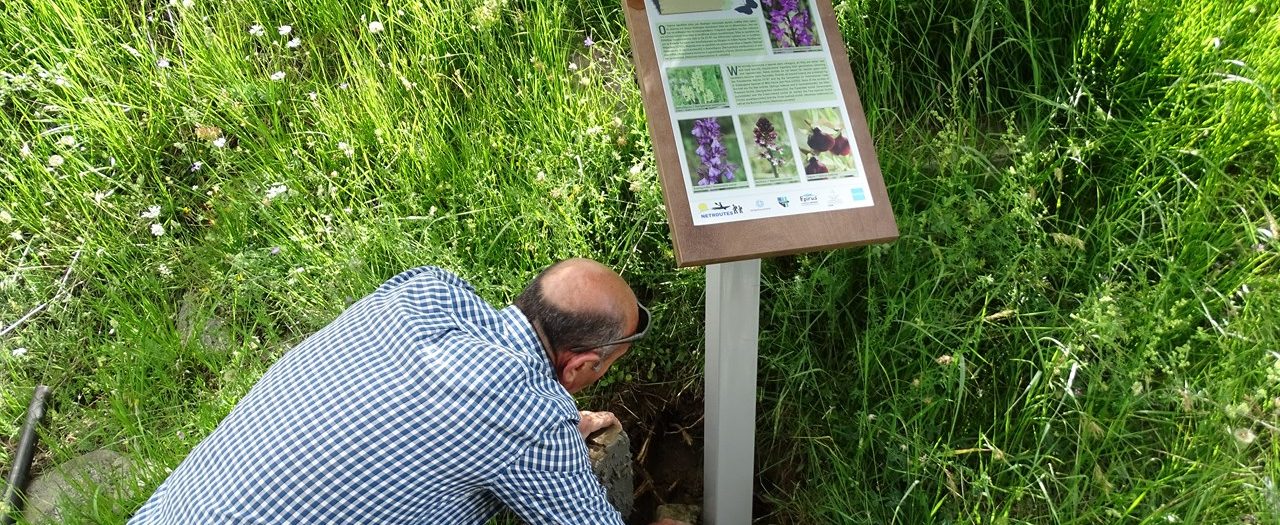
top-left (22, 448), bottom-right (135, 524)
top-left (588, 422), bottom-right (634, 520)
top-left (176, 292), bottom-right (231, 351)
top-left (656, 503), bottom-right (701, 524)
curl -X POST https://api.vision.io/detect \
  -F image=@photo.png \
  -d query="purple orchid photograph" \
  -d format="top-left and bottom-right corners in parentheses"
top-left (677, 116), bottom-right (748, 191)
top-left (761, 0), bottom-right (821, 51)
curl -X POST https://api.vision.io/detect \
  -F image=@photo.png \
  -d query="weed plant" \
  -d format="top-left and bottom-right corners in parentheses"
top-left (1, 0), bottom-right (1277, 523)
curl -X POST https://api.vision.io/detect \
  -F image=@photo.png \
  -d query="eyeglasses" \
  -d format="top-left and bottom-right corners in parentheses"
top-left (569, 302), bottom-right (650, 354)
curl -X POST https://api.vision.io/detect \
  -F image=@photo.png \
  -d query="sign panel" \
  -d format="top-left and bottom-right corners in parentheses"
top-left (624, 0), bottom-right (898, 266)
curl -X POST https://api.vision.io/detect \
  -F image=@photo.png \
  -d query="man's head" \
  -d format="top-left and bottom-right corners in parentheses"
top-left (515, 258), bottom-right (646, 393)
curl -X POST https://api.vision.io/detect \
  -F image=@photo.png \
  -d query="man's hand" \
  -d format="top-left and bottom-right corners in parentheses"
top-left (577, 410), bottom-right (618, 439)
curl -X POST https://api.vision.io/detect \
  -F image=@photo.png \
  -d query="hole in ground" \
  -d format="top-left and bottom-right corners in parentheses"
top-left (605, 382), bottom-right (776, 524)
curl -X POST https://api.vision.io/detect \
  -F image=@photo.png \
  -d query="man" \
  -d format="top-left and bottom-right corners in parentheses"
top-left (130, 259), bottom-right (682, 524)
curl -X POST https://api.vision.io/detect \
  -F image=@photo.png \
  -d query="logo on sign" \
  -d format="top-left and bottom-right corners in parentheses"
top-left (851, 188), bottom-right (866, 201)
top-left (827, 190), bottom-right (842, 206)
top-left (799, 193), bottom-right (819, 206)
top-left (698, 201), bottom-right (744, 219)
top-left (755, 200), bottom-right (765, 208)
top-left (776, 196), bottom-right (790, 207)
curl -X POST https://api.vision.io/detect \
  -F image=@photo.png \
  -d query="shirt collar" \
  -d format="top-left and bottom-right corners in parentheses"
top-left (502, 305), bottom-right (555, 377)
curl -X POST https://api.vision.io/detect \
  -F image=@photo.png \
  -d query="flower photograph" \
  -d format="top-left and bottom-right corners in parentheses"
top-left (789, 107), bottom-right (857, 179)
top-left (677, 116), bottom-right (748, 191)
top-left (761, 0), bottom-right (821, 51)
top-left (666, 65), bottom-right (730, 111)
top-left (737, 112), bottom-right (800, 185)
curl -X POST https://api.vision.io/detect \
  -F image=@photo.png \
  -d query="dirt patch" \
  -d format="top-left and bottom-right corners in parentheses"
top-left (605, 383), bottom-right (704, 525)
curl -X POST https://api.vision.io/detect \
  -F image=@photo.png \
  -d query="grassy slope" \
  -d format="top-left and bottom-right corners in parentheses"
top-left (1, 0), bottom-right (1277, 523)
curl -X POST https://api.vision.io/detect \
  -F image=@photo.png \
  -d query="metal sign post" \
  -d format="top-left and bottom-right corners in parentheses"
top-left (704, 259), bottom-right (761, 524)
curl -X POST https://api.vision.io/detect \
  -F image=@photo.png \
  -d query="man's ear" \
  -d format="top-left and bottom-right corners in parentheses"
top-left (557, 351), bottom-right (601, 392)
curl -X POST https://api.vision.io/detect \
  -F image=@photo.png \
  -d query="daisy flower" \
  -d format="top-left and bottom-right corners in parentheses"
top-left (265, 184), bottom-right (288, 199)
top-left (151, 223), bottom-right (166, 236)
top-left (249, 24), bottom-right (265, 36)
top-left (270, 71), bottom-right (286, 81)
top-left (368, 21), bottom-right (384, 33)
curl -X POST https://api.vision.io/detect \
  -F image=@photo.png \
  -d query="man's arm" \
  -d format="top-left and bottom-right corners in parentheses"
top-left (489, 418), bottom-right (624, 525)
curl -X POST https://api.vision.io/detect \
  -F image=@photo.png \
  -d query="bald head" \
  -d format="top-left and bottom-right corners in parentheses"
top-left (538, 258), bottom-right (637, 326)
top-left (514, 258), bottom-right (640, 355)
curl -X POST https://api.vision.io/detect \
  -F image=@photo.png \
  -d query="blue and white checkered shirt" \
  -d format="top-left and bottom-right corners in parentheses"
top-left (129, 267), bottom-right (623, 524)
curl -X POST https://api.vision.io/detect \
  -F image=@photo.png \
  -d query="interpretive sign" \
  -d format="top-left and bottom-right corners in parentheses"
top-left (624, 0), bottom-right (897, 266)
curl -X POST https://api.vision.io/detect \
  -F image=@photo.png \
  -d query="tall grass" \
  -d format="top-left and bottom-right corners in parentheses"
top-left (1, 0), bottom-right (1277, 523)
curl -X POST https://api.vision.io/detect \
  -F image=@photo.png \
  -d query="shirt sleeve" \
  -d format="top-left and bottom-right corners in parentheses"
top-left (489, 418), bottom-right (625, 525)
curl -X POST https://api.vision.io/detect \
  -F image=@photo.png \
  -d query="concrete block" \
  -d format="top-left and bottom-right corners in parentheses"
top-left (588, 422), bottom-right (634, 519)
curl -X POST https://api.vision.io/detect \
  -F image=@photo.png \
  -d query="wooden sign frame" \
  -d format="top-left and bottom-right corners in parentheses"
top-left (623, 0), bottom-right (898, 267)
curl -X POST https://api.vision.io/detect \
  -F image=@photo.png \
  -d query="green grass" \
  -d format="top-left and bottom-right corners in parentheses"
top-left (2, 0), bottom-right (1278, 523)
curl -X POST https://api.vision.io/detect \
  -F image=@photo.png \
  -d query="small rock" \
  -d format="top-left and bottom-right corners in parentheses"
top-left (177, 292), bottom-right (231, 351)
top-left (588, 422), bottom-right (634, 519)
top-left (22, 448), bottom-right (135, 524)
top-left (657, 503), bottom-right (701, 524)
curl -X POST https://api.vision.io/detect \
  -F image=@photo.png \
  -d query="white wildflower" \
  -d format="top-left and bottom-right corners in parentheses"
top-left (158, 264), bottom-right (172, 277)
top-left (249, 24), bottom-right (265, 36)
top-left (307, 91), bottom-right (318, 101)
top-left (151, 223), bottom-right (165, 236)
top-left (19, 142), bottom-right (31, 157)
top-left (337, 141), bottom-right (354, 157)
top-left (287, 37), bottom-right (301, 48)
top-left (270, 71), bottom-right (286, 81)
top-left (1233, 427), bottom-right (1257, 445)
top-left (338, 82), bottom-right (349, 90)
top-left (58, 135), bottom-right (77, 147)
top-left (265, 183), bottom-right (288, 199)
top-left (212, 136), bottom-right (227, 148)
top-left (629, 163), bottom-right (643, 175)
top-left (278, 25), bottom-right (292, 35)
top-left (1210, 37), bottom-right (1221, 49)
top-left (181, 0), bottom-right (194, 7)
top-left (474, 0), bottom-right (505, 28)
top-left (157, 57), bottom-right (171, 68)
top-left (141, 205), bottom-right (161, 219)
top-left (11, 347), bottom-right (27, 357)
top-left (368, 21), bottom-right (384, 33)
top-left (585, 125), bottom-right (603, 135)
top-left (191, 161), bottom-right (203, 172)
top-left (47, 154), bottom-right (64, 168)
top-left (0, 210), bottom-right (10, 224)
top-left (8, 230), bottom-right (22, 241)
